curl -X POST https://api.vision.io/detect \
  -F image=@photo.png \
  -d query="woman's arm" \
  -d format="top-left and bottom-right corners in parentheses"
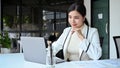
top-left (79, 28), bottom-right (102, 60)
top-left (52, 27), bottom-right (71, 55)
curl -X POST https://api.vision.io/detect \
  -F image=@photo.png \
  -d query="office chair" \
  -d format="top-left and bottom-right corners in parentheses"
top-left (100, 37), bottom-right (104, 47)
top-left (113, 36), bottom-right (120, 58)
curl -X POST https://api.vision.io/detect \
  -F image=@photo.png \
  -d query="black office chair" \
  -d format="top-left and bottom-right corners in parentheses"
top-left (100, 37), bottom-right (104, 47)
top-left (113, 36), bottom-right (120, 58)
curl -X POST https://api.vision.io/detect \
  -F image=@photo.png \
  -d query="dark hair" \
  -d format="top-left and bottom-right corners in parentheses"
top-left (68, 2), bottom-right (89, 26)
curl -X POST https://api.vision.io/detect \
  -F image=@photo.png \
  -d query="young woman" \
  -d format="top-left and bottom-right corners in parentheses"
top-left (52, 2), bottom-right (102, 61)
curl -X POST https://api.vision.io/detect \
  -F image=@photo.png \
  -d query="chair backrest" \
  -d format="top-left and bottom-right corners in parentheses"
top-left (113, 36), bottom-right (120, 58)
top-left (100, 37), bottom-right (104, 47)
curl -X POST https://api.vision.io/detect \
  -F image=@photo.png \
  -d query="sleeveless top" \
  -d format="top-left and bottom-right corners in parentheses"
top-left (67, 32), bottom-right (82, 61)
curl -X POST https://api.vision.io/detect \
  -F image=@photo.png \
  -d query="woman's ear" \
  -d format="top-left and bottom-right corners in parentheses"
top-left (83, 17), bottom-right (86, 22)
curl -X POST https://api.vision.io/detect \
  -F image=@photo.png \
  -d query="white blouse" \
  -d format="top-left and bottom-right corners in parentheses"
top-left (67, 32), bottom-right (81, 61)
top-left (52, 24), bottom-right (102, 61)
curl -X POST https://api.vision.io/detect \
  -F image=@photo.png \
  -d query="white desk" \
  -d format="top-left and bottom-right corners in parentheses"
top-left (0, 53), bottom-right (120, 68)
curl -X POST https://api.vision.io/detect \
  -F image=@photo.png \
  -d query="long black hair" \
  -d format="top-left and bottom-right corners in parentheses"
top-left (68, 2), bottom-right (89, 26)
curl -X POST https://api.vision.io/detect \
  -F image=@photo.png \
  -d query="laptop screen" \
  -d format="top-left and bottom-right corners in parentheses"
top-left (21, 37), bottom-right (47, 64)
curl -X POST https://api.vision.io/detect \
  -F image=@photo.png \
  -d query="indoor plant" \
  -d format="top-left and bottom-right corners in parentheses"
top-left (0, 31), bottom-right (11, 53)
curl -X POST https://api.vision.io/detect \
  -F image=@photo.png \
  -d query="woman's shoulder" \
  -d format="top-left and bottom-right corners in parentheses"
top-left (89, 27), bottom-right (98, 32)
top-left (63, 27), bottom-right (71, 31)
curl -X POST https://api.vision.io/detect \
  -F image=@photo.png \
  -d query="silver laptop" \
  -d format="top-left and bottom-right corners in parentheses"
top-left (21, 37), bottom-right (47, 64)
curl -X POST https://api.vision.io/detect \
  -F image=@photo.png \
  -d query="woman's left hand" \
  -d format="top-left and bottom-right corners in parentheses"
top-left (72, 28), bottom-right (85, 40)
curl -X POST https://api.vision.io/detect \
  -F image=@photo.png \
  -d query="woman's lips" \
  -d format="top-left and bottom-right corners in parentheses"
top-left (72, 24), bottom-right (77, 26)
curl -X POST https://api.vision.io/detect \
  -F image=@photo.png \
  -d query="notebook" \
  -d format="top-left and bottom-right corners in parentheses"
top-left (21, 37), bottom-right (47, 64)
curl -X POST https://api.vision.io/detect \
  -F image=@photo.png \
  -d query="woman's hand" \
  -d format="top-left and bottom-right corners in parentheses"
top-left (47, 41), bottom-right (52, 46)
top-left (72, 28), bottom-right (85, 40)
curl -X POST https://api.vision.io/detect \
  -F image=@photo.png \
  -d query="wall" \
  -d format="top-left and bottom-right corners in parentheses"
top-left (0, 0), bottom-right (1, 32)
top-left (84, 0), bottom-right (91, 25)
top-left (110, 0), bottom-right (120, 58)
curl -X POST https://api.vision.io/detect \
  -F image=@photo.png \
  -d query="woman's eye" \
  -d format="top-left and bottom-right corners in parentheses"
top-left (74, 16), bottom-right (79, 19)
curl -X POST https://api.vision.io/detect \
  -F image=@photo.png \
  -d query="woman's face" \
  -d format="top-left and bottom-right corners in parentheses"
top-left (68, 10), bottom-right (85, 29)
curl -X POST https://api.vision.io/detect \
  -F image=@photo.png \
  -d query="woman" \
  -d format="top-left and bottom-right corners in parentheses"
top-left (52, 2), bottom-right (102, 61)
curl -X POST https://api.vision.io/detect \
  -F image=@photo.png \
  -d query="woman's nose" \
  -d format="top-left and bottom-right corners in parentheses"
top-left (71, 18), bottom-right (75, 23)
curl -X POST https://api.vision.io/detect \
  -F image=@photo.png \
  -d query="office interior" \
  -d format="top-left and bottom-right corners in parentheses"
top-left (0, 0), bottom-right (120, 59)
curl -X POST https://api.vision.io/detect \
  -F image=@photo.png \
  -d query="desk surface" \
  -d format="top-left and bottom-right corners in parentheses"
top-left (0, 53), bottom-right (120, 68)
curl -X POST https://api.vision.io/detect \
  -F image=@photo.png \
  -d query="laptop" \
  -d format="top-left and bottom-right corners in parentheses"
top-left (21, 37), bottom-right (47, 64)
